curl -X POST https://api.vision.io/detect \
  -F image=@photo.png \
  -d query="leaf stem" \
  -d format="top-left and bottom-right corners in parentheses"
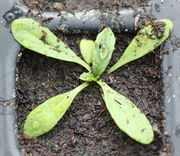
top-left (74, 82), bottom-right (89, 92)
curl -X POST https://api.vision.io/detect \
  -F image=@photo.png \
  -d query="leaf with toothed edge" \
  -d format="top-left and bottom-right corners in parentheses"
top-left (107, 19), bottom-right (173, 74)
top-left (11, 18), bottom-right (91, 71)
top-left (97, 80), bottom-right (154, 144)
top-left (24, 83), bottom-right (89, 137)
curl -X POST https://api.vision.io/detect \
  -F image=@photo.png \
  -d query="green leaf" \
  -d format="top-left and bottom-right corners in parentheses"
top-left (108, 19), bottom-right (173, 74)
top-left (24, 82), bottom-right (88, 137)
top-left (79, 72), bottom-right (98, 82)
top-left (92, 28), bottom-right (116, 77)
top-left (97, 80), bottom-right (154, 144)
top-left (80, 39), bottom-right (95, 64)
top-left (11, 18), bottom-right (91, 71)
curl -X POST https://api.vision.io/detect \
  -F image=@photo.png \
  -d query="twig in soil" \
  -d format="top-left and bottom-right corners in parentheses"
top-left (63, 149), bottom-right (77, 156)
top-left (18, 135), bottom-right (38, 142)
top-left (136, 96), bottom-right (144, 106)
top-left (98, 108), bottom-right (106, 117)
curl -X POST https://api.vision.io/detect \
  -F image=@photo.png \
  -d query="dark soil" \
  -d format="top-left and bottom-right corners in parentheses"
top-left (24, 0), bottom-right (149, 11)
top-left (16, 0), bottom-right (172, 156)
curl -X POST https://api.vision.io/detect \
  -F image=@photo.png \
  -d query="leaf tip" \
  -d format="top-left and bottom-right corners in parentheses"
top-left (159, 19), bottom-right (173, 32)
top-left (140, 129), bottom-right (154, 144)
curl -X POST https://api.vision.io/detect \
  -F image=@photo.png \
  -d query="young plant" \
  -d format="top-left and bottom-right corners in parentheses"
top-left (11, 18), bottom-right (173, 144)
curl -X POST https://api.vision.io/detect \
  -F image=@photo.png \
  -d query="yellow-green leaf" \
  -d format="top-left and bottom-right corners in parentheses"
top-left (97, 80), bottom-right (154, 144)
top-left (108, 19), bottom-right (173, 74)
top-left (24, 82), bottom-right (88, 137)
top-left (80, 39), bottom-right (95, 64)
top-left (11, 18), bottom-right (91, 71)
top-left (92, 28), bottom-right (115, 77)
top-left (79, 72), bottom-right (97, 82)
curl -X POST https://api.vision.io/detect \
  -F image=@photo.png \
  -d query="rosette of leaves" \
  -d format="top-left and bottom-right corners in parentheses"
top-left (11, 18), bottom-right (173, 144)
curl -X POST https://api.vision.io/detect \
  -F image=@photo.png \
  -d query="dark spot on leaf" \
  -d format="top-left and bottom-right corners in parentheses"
top-left (55, 45), bottom-right (60, 49)
top-left (40, 30), bottom-right (47, 44)
top-left (141, 128), bottom-right (146, 133)
top-left (132, 114), bottom-right (136, 118)
top-left (147, 33), bottom-right (155, 40)
top-left (99, 44), bottom-right (102, 49)
top-left (135, 38), bottom-right (142, 47)
top-left (126, 119), bottom-right (129, 124)
top-left (52, 48), bottom-right (61, 53)
top-left (114, 99), bottom-right (122, 105)
top-left (67, 96), bottom-right (69, 99)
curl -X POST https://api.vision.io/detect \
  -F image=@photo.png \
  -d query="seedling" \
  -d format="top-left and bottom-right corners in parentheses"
top-left (11, 18), bottom-right (173, 144)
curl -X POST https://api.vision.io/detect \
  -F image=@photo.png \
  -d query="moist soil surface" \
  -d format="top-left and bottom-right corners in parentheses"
top-left (16, 0), bottom-right (172, 156)
top-left (24, 0), bottom-right (149, 11)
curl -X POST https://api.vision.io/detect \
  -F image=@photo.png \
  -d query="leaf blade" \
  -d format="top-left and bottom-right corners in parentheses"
top-left (97, 81), bottom-right (154, 144)
top-left (92, 28), bottom-right (116, 77)
top-left (11, 18), bottom-right (91, 71)
top-left (79, 72), bottom-right (97, 82)
top-left (108, 19), bottom-right (173, 74)
top-left (24, 82), bottom-right (88, 137)
top-left (80, 39), bottom-right (95, 64)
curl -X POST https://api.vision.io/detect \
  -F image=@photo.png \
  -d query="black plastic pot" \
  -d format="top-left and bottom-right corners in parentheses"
top-left (0, 0), bottom-right (180, 155)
